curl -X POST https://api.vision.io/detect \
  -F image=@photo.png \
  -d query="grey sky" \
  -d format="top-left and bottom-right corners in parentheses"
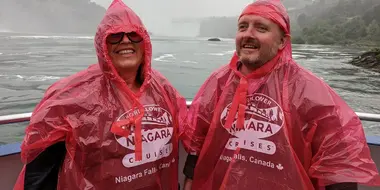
top-left (93, 0), bottom-right (254, 18)
top-left (92, 0), bottom-right (254, 36)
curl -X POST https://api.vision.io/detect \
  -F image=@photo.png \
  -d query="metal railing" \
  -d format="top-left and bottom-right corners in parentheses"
top-left (1, 101), bottom-right (380, 157)
top-left (0, 113), bottom-right (32, 125)
top-left (1, 101), bottom-right (380, 125)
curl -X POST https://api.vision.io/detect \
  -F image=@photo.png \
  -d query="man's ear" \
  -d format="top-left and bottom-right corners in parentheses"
top-left (279, 34), bottom-right (290, 50)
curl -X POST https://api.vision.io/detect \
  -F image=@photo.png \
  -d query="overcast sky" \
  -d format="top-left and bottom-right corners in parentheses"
top-left (92, 0), bottom-right (254, 36)
top-left (92, 0), bottom-right (254, 18)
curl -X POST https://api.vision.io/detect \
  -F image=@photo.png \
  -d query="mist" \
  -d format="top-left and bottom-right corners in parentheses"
top-left (0, 0), bottom-right (105, 35)
top-left (0, 0), bottom-right (314, 37)
top-left (93, 0), bottom-right (254, 37)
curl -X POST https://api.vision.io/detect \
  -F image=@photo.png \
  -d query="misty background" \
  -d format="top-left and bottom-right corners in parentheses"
top-left (93, 0), bottom-right (255, 36)
top-left (0, 0), bottom-right (313, 37)
top-left (2, 0), bottom-right (379, 46)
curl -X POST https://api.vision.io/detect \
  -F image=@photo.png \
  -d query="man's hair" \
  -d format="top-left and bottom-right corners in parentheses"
top-left (239, 0), bottom-right (290, 36)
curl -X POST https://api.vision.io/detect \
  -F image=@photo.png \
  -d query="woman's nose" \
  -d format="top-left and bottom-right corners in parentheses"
top-left (120, 34), bottom-right (131, 43)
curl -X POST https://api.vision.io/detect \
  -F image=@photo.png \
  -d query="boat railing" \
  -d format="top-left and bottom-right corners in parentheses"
top-left (1, 101), bottom-right (380, 124)
top-left (1, 101), bottom-right (380, 157)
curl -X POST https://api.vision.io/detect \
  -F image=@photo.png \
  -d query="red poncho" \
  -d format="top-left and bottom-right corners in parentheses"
top-left (14, 0), bottom-right (187, 189)
top-left (182, 0), bottom-right (380, 189)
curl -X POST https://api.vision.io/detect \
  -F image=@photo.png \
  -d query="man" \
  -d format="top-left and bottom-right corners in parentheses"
top-left (181, 0), bottom-right (380, 189)
top-left (14, 0), bottom-right (186, 189)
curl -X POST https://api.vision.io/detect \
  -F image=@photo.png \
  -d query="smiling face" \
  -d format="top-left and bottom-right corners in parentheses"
top-left (236, 14), bottom-right (287, 69)
top-left (106, 32), bottom-right (144, 73)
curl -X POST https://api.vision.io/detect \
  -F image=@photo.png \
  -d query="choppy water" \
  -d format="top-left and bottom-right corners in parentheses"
top-left (0, 32), bottom-right (379, 144)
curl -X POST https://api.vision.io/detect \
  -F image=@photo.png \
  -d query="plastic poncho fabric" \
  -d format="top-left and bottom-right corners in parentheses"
top-left (181, 0), bottom-right (380, 189)
top-left (14, 0), bottom-right (187, 189)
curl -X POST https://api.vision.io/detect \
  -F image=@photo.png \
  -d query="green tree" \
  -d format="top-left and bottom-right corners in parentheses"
top-left (297, 13), bottom-right (309, 29)
top-left (343, 17), bottom-right (367, 40)
top-left (366, 20), bottom-right (380, 42)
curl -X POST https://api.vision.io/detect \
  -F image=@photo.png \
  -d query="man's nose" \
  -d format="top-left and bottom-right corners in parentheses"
top-left (243, 25), bottom-right (256, 37)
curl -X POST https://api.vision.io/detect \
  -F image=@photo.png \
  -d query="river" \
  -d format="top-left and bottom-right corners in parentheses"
top-left (0, 32), bottom-right (379, 144)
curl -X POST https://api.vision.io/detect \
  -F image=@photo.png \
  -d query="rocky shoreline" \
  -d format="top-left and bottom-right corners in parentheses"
top-left (349, 48), bottom-right (380, 72)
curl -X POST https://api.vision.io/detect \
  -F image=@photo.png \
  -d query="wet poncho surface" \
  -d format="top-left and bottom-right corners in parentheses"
top-left (182, 0), bottom-right (380, 189)
top-left (15, 0), bottom-right (187, 189)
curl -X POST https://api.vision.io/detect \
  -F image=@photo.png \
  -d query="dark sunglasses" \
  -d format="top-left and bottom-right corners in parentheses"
top-left (106, 32), bottom-right (143, 44)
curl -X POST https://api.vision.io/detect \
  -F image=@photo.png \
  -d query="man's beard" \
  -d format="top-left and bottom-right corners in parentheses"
top-left (239, 45), bottom-right (279, 70)
top-left (240, 55), bottom-right (263, 69)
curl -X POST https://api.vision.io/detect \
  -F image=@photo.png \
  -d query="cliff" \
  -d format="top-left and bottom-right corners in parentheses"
top-left (0, 0), bottom-right (106, 34)
top-left (197, 0), bottom-right (315, 38)
top-left (197, 0), bottom-right (380, 46)
top-left (298, 0), bottom-right (380, 45)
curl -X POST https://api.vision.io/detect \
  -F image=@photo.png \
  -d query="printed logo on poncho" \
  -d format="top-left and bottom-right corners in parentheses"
top-left (115, 105), bottom-right (174, 168)
top-left (220, 93), bottom-right (284, 155)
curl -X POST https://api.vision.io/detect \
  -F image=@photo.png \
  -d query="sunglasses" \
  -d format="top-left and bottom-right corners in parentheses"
top-left (106, 32), bottom-right (143, 44)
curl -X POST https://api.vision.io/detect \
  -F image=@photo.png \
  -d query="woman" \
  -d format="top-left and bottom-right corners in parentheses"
top-left (14, 0), bottom-right (186, 189)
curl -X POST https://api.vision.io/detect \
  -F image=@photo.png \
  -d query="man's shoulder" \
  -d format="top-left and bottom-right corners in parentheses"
top-left (285, 61), bottom-right (347, 110)
top-left (200, 64), bottom-right (232, 87)
top-left (286, 62), bottom-right (328, 89)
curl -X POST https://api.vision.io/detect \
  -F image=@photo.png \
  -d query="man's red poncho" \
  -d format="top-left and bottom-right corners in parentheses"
top-left (182, 0), bottom-right (380, 189)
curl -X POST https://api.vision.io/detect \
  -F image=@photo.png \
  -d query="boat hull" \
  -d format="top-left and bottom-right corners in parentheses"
top-left (1, 139), bottom-right (380, 190)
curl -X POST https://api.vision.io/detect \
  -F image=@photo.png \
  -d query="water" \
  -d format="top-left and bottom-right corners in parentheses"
top-left (0, 32), bottom-right (379, 144)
